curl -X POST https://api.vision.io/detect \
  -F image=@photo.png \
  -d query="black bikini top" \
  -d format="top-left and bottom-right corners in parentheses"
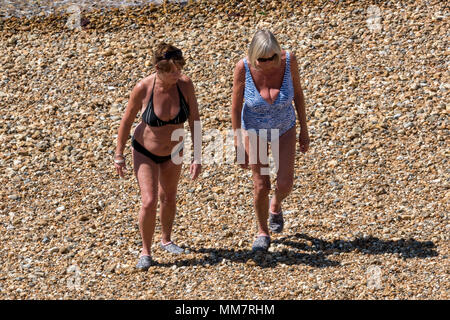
top-left (142, 78), bottom-right (190, 127)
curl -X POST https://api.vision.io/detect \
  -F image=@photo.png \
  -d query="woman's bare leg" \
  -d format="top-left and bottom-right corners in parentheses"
top-left (158, 156), bottom-right (183, 245)
top-left (246, 132), bottom-right (271, 237)
top-left (133, 149), bottom-right (159, 257)
top-left (270, 126), bottom-right (296, 213)
top-left (251, 163), bottom-right (271, 237)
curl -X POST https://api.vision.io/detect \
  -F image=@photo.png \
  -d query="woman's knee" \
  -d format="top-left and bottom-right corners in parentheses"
top-left (276, 179), bottom-right (293, 195)
top-left (159, 192), bottom-right (177, 206)
top-left (141, 195), bottom-right (158, 213)
top-left (253, 180), bottom-right (271, 197)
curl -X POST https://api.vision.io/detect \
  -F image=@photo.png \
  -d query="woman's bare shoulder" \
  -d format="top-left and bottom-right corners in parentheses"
top-left (178, 74), bottom-right (192, 84)
top-left (140, 74), bottom-right (155, 87)
top-left (234, 58), bottom-right (246, 78)
top-left (178, 74), bottom-right (194, 89)
top-left (280, 50), bottom-right (288, 62)
top-left (236, 57), bottom-right (246, 68)
top-left (132, 74), bottom-right (153, 92)
top-left (129, 75), bottom-right (154, 101)
top-left (178, 74), bottom-right (195, 96)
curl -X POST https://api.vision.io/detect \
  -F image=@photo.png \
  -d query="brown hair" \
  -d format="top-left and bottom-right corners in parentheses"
top-left (153, 43), bottom-right (186, 72)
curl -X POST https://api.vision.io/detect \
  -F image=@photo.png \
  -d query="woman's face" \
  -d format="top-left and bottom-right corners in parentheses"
top-left (156, 62), bottom-right (182, 84)
top-left (255, 52), bottom-right (278, 70)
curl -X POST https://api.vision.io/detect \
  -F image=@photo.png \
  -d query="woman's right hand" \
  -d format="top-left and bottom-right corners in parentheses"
top-left (190, 162), bottom-right (202, 180)
top-left (114, 155), bottom-right (127, 178)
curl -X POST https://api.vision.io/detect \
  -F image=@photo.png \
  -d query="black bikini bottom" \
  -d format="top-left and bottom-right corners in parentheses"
top-left (132, 137), bottom-right (183, 164)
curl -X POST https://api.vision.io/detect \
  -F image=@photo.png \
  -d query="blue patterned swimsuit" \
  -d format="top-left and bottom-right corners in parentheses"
top-left (241, 51), bottom-right (296, 141)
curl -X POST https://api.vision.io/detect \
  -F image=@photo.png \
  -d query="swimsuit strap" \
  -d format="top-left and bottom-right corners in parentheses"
top-left (284, 51), bottom-right (291, 80)
top-left (176, 83), bottom-right (184, 101)
top-left (147, 77), bottom-right (157, 123)
top-left (176, 84), bottom-right (187, 104)
top-left (243, 58), bottom-right (249, 71)
top-left (176, 83), bottom-right (190, 121)
top-left (243, 58), bottom-right (256, 102)
top-left (150, 76), bottom-right (156, 102)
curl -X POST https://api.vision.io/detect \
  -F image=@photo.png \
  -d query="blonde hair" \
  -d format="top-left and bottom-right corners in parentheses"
top-left (248, 30), bottom-right (282, 67)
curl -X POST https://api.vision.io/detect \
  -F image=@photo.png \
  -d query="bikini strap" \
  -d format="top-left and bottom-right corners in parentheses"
top-left (150, 75), bottom-right (156, 99)
top-left (176, 83), bottom-right (190, 116)
top-left (145, 76), bottom-right (157, 113)
top-left (176, 82), bottom-right (182, 94)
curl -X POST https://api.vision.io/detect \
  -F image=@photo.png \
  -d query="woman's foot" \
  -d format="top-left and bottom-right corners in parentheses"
top-left (269, 211), bottom-right (284, 233)
top-left (160, 241), bottom-right (185, 254)
top-left (269, 198), bottom-right (284, 233)
top-left (136, 255), bottom-right (153, 271)
top-left (252, 235), bottom-right (271, 252)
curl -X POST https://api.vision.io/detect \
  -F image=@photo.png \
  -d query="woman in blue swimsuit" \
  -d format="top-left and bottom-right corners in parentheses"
top-left (114, 43), bottom-right (202, 270)
top-left (231, 30), bottom-right (310, 252)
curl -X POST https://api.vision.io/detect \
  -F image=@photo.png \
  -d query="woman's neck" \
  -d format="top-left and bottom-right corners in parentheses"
top-left (257, 65), bottom-right (278, 76)
top-left (156, 74), bottom-right (176, 92)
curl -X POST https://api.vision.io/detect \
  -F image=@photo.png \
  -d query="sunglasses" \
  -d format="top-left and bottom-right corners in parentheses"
top-left (162, 49), bottom-right (182, 60)
top-left (257, 54), bottom-right (277, 62)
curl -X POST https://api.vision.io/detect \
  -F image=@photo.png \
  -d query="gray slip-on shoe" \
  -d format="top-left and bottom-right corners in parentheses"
top-left (252, 236), bottom-right (271, 252)
top-left (269, 211), bottom-right (284, 233)
top-left (136, 255), bottom-right (153, 271)
top-left (160, 242), bottom-right (185, 254)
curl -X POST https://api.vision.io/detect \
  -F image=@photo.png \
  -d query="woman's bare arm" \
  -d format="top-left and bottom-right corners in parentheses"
top-left (184, 77), bottom-right (201, 161)
top-left (290, 52), bottom-right (308, 134)
top-left (183, 77), bottom-right (202, 179)
top-left (290, 52), bottom-right (310, 153)
top-left (231, 60), bottom-right (246, 146)
top-left (115, 81), bottom-right (147, 156)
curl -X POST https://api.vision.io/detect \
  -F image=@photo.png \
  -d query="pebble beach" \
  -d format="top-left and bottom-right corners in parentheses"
top-left (0, 0), bottom-right (448, 300)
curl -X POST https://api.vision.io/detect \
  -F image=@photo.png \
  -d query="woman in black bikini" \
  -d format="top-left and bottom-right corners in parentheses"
top-left (114, 43), bottom-right (202, 271)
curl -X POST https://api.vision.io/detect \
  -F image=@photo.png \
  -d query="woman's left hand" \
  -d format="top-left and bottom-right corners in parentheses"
top-left (190, 162), bottom-right (202, 180)
top-left (299, 130), bottom-right (310, 153)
